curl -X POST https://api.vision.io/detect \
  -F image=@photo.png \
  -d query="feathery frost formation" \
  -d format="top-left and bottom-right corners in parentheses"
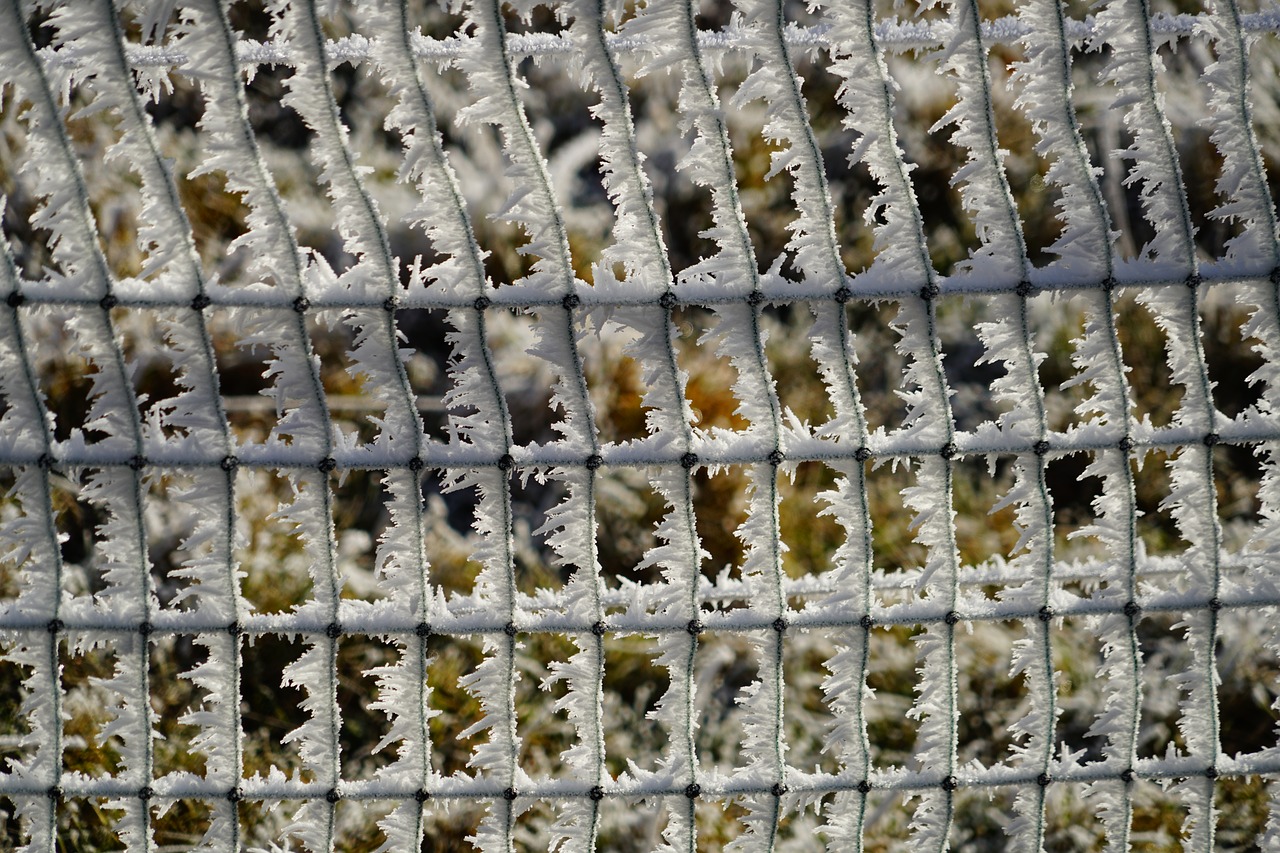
top-left (1, 0), bottom-right (1279, 850)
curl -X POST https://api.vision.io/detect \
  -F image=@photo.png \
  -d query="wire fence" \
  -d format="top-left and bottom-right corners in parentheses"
top-left (1, 0), bottom-right (1280, 850)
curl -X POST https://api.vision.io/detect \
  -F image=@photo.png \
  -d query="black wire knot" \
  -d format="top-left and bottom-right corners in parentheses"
top-left (680, 452), bottom-right (699, 470)
top-left (220, 455), bottom-right (239, 472)
top-left (586, 454), bottom-right (603, 471)
top-left (227, 787), bottom-right (243, 803)
top-left (767, 449), bottom-right (785, 466)
top-left (408, 456), bottom-right (425, 472)
top-left (474, 295), bottom-right (491, 311)
top-left (497, 454), bottom-right (514, 472)
top-left (292, 296), bottom-right (310, 313)
top-left (1038, 606), bottom-right (1054, 622)
top-left (1208, 597), bottom-right (1222, 612)
top-left (684, 783), bottom-right (701, 799)
top-left (854, 446), bottom-right (871, 462)
top-left (856, 780), bottom-right (871, 794)
top-left (1122, 600), bottom-right (1141, 619)
top-left (1118, 436), bottom-right (1134, 453)
top-left (47, 618), bottom-right (64, 634)
top-left (1033, 440), bottom-right (1051, 457)
top-left (1202, 432), bottom-right (1219, 447)
top-left (6, 291), bottom-right (25, 308)
top-left (561, 293), bottom-right (581, 310)
top-left (191, 293), bottom-right (212, 312)
top-left (100, 294), bottom-right (119, 310)
top-left (1036, 773), bottom-right (1052, 788)
top-left (686, 619), bottom-right (704, 636)
top-left (415, 622), bottom-right (432, 639)
top-left (383, 295), bottom-right (400, 312)
top-left (834, 285), bottom-right (852, 304)
top-left (591, 621), bottom-right (607, 637)
top-left (772, 617), bottom-right (788, 633)
top-left (771, 783), bottom-right (788, 797)
top-left (658, 292), bottom-right (678, 311)
top-left (941, 775), bottom-right (958, 792)
top-left (325, 788), bottom-right (341, 803)
top-left (944, 611), bottom-right (960, 626)
top-left (1015, 280), bottom-right (1035, 298)
top-left (747, 290), bottom-right (764, 307)
top-left (940, 442), bottom-right (958, 460)
top-left (1120, 768), bottom-right (1135, 784)
top-left (919, 283), bottom-right (940, 302)
top-left (318, 457), bottom-right (337, 473)
top-left (138, 786), bottom-right (153, 802)
top-left (326, 622), bottom-right (343, 639)
top-left (504, 622), bottom-right (518, 637)
top-left (415, 788), bottom-right (430, 803)
top-left (589, 786), bottom-right (604, 802)
top-left (860, 614), bottom-right (873, 630)
top-left (138, 621), bottom-right (153, 637)
top-left (503, 787), bottom-right (518, 801)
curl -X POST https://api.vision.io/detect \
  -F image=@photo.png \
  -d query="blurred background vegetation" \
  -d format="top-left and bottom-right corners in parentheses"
top-left (1, 0), bottom-right (1280, 849)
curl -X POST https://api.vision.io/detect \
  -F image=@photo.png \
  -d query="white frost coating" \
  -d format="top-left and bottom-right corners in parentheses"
top-left (277, 1), bottom-right (439, 850)
top-left (732, 0), bottom-right (885, 848)
top-left (72, 2), bottom-right (245, 849)
top-left (1201, 0), bottom-right (1280, 840)
top-left (29, 11), bottom-right (1280, 72)
top-left (3, 2), bottom-right (159, 850)
top-left (635, 1), bottom-right (793, 849)
top-left (807, 1), bottom-right (891, 844)
top-left (0, 228), bottom-right (66, 853)
top-left (1, 0), bottom-right (1278, 851)
top-left (364, 36), bottom-right (520, 843)
top-left (454, 0), bottom-right (604, 848)
top-left (356, 0), bottom-right (478, 846)
top-left (1095, 0), bottom-right (1224, 846)
top-left (1004, 0), bottom-right (1113, 849)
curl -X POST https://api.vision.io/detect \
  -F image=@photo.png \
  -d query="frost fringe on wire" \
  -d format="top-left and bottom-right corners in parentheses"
top-left (2, 0), bottom-right (1280, 851)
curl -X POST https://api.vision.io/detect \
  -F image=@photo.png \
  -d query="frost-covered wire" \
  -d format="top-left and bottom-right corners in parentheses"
top-left (1, 0), bottom-right (1279, 851)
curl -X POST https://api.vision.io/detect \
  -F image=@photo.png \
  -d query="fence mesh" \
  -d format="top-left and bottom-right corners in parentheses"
top-left (2, 0), bottom-right (1280, 849)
